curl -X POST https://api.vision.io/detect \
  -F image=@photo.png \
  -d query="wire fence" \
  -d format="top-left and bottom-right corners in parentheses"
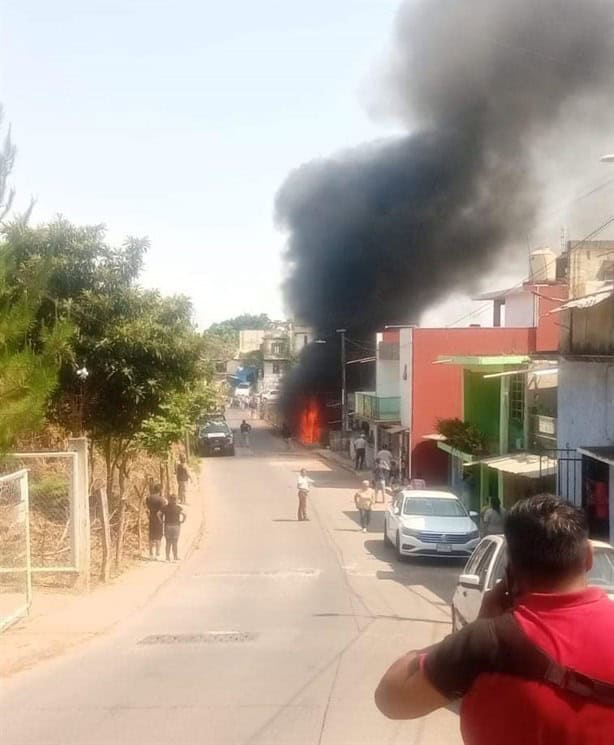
top-left (0, 470), bottom-right (31, 632)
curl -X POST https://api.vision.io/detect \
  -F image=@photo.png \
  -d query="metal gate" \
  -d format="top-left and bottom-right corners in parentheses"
top-left (542, 448), bottom-right (583, 505)
top-left (0, 470), bottom-right (31, 632)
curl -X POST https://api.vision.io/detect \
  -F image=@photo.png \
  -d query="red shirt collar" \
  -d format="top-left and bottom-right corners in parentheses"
top-left (517, 586), bottom-right (605, 611)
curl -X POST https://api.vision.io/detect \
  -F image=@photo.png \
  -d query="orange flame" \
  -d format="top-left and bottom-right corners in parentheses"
top-left (298, 398), bottom-right (321, 445)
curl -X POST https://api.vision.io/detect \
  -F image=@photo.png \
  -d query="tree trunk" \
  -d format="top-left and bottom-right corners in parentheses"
top-left (104, 437), bottom-right (114, 508)
top-left (114, 456), bottom-right (129, 569)
top-left (96, 486), bottom-right (112, 582)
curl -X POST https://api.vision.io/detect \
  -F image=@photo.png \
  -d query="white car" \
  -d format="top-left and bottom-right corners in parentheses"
top-left (234, 382), bottom-right (252, 399)
top-left (262, 389), bottom-right (281, 403)
top-left (384, 490), bottom-right (480, 560)
top-left (451, 536), bottom-right (614, 632)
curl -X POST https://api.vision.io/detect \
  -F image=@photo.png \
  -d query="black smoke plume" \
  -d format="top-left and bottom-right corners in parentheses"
top-left (275, 0), bottom-right (614, 426)
top-left (277, 0), bottom-right (614, 334)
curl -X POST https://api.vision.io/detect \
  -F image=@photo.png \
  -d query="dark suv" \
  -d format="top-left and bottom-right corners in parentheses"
top-left (197, 420), bottom-right (235, 457)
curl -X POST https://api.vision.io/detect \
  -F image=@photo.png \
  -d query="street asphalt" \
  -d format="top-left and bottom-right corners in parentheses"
top-left (1, 411), bottom-right (463, 745)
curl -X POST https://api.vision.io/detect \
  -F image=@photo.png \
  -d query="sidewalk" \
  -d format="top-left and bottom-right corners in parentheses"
top-left (0, 461), bottom-right (205, 679)
top-left (316, 448), bottom-right (363, 479)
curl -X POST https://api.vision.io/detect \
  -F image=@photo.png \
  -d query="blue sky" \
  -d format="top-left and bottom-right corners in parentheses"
top-left (3, 1), bottom-right (614, 330)
top-left (0, 1), bottom-right (404, 327)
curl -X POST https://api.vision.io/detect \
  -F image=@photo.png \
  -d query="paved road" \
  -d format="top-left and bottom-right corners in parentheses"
top-left (2, 412), bottom-right (463, 745)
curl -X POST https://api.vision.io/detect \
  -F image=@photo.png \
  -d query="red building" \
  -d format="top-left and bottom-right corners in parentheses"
top-left (407, 280), bottom-right (567, 485)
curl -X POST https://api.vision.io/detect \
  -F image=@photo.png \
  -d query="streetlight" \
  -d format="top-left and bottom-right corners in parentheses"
top-left (601, 154), bottom-right (614, 163)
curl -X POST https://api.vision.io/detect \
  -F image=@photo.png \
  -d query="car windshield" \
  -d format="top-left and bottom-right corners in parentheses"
top-left (237, 384), bottom-right (250, 390)
top-left (588, 548), bottom-right (614, 592)
top-left (403, 497), bottom-right (467, 517)
top-left (200, 421), bottom-right (229, 435)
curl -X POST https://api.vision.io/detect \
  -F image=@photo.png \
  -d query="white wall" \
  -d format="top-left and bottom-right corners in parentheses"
top-left (399, 328), bottom-right (412, 430)
top-left (504, 290), bottom-right (536, 327)
top-left (558, 360), bottom-right (614, 504)
top-left (376, 359), bottom-right (400, 398)
top-left (239, 329), bottom-right (264, 354)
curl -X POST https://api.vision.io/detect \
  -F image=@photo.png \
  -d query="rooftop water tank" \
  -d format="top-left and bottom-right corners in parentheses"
top-left (530, 248), bottom-right (557, 282)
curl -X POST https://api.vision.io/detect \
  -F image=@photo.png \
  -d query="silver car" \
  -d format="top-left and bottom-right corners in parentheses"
top-left (384, 490), bottom-right (480, 560)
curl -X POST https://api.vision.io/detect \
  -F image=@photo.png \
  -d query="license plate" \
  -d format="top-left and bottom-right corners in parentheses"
top-left (436, 544), bottom-right (453, 553)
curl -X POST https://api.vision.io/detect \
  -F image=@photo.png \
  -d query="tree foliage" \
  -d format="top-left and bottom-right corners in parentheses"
top-left (436, 418), bottom-right (486, 455)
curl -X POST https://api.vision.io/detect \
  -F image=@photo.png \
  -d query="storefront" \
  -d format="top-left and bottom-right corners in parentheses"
top-left (577, 447), bottom-right (614, 542)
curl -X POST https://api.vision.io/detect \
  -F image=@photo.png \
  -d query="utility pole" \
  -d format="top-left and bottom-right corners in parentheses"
top-left (336, 329), bottom-right (347, 432)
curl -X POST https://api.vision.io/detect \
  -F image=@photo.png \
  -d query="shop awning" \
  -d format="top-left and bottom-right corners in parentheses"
top-left (473, 453), bottom-right (557, 478)
top-left (577, 447), bottom-right (614, 466)
top-left (436, 440), bottom-right (479, 464)
top-left (550, 287), bottom-right (613, 313)
top-left (423, 433), bottom-right (446, 442)
top-left (383, 425), bottom-right (408, 435)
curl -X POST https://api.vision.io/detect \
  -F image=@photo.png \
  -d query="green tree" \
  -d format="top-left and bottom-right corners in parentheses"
top-left (0, 109), bottom-right (72, 452)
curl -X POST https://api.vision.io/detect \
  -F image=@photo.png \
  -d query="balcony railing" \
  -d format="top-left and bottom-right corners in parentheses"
top-left (354, 392), bottom-right (401, 421)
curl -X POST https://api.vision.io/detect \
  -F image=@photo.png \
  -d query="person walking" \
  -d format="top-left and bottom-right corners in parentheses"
top-left (175, 454), bottom-right (191, 505)
top-left (296, 468), bottom-right (314, 521)
top-left (145, 482), bottom-right (165, 560)
top-left (281, 422), bottom-right (292, 450)
top-left (159, 494), bottom-right (186, 562)
top-left (482, 495), bottom-right (506, 535)
top-left (376, 445), bottom-right (393, 482)
top-left (373, 459), bottom-right (388, 503)
top-left (375, 494), bottom-right (614, 744)
top-left (240, 419), bottom-right (252, 447)
top-left (354, 480), bottom-right (375, 532)
top-left (249, 397), bottom-right (258, 420)
top-left (354, 432), bottom-right (367, 470)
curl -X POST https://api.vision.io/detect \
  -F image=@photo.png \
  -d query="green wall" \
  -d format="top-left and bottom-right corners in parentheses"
top-left (464, 370), bottom-right (500, 452)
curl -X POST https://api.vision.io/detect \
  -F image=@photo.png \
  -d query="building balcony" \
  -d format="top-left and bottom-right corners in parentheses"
top-left (354, 392), bottom-right (401, 422)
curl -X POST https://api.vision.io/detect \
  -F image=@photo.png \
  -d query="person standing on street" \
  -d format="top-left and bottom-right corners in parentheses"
top-left (145, 482), bottom-right (165, 559)
top-left (159, 494), bottom-right (186, 562)
top-left (482, 495), bottom-right (505, 535)
top-left (354, 480), bottom-right (375, 532)
top-left (354, 432), bottom-right (367, 471)
top-left (373, 459), bottom-right (388, 503)
top-left (376, 445), bottom-right (393, 482)
top-left (240, 419), bottom-right (252, 447)
top-left (175, 454), bottom-right (191, 505)
top-left (249, 397), bottom-right (258, 419)
top-left (296, 468), bottom-right (314, 521)
top-left (375, 494), bottom-right (614, 744)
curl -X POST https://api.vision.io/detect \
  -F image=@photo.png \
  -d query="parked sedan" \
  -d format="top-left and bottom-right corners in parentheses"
top-left (451, 536), bottom-right (614, 631)
top-left (197, 420), bottom-right (235, 457)
top-left (384, 490), bottom-right (480, 560)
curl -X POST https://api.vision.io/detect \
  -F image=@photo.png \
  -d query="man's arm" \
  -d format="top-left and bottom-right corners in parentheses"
top-left (375, 652), bottom-right (450, 719)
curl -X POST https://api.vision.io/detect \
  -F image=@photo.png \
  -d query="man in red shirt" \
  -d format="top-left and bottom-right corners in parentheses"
top-left (375, 494), bottom-right (614, 744)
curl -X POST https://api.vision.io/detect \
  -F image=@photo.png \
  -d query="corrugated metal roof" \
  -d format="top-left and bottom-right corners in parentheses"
top-left (550, 287), bottom-right (613, 313)
top-left (474, 453), bottom-right (557, 478)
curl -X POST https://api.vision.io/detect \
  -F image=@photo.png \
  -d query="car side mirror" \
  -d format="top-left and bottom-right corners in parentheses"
top-left (469, 510), bottom-right (479, 519)
top-left (459, 573), bottom-right (481, 589)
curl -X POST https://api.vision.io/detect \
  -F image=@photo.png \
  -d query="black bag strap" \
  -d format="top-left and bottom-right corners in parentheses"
top-left (494, 613), bottom-right (614, 708)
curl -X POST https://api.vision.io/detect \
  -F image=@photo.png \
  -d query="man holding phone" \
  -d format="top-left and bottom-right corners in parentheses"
top-left (375, 494), bottom-right (614, 744)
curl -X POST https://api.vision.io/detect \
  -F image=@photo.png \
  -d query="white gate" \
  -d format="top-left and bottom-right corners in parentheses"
top-left (0, 469), bottom-right (31, 632)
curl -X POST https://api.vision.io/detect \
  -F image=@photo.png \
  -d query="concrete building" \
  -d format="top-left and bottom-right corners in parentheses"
top-left (261, 331), bottom-right (291, 390)
top-left (239, 329), bottom-right (265, 355)
top-left (557, 287), bottom-right (614, 541)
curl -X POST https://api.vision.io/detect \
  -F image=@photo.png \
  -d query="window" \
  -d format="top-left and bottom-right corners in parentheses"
top-left (272, 342), bottom-right (283, 355)
top-left (510, 374), bottom-right (524, 424)
top-left (403, 498), bottom-right (467, 517)
top-left (475, 541), bottom-right (498, 587)
top-left (272, 362), bottom-right (281, 375)
top-left (464, 538), bottom-right (492, 575)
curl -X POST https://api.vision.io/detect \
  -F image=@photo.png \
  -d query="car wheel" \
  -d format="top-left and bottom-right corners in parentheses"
top-left (395, 531), bottom-right (404, 561)
top-left (383, 518), bottom-right (391, 546)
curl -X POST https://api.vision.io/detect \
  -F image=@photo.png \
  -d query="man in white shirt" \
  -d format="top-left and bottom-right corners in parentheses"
top-left (377, 446), bottom-right (393, 482)
top-left (354, 433), bottom-right (367, 470)
top-left (296, 468), bottom-right (314, 521)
